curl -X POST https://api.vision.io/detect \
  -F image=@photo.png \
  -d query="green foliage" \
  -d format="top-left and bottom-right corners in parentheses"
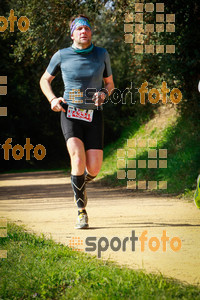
top-left (99, 106), bottom-right (200, 196)
top-left (0, 0), bottom-right (199, 175)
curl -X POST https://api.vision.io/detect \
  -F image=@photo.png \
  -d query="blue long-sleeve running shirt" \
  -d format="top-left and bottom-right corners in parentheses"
top-left (46, 46), bottom-right (112, 110)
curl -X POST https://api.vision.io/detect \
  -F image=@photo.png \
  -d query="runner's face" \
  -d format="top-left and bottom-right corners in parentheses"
top-left (71, 25), bottom-right (92, 47)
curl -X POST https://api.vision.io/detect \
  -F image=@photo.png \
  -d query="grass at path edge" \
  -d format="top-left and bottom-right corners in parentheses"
top-left (0, 222), bottom-right (200, 299)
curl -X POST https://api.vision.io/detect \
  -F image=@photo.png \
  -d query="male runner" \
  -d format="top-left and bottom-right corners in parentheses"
top-left (40, 15), bottom-right (114, 228)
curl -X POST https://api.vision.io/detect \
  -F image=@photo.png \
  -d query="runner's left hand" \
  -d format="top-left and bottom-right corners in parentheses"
top-left (92, 92), bottom-right (107, 106)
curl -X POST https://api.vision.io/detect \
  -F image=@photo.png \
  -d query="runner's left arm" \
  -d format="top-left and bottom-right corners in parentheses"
top-left (93, 50), bottom-right (114, 106)
top-left (103, 75), bottom-right (114, 96)
top-left (92, 75), bottom-right (114, 106)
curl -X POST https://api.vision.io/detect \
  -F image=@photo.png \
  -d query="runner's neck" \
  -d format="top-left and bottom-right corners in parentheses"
top-left (72, 43), bottom-right (94, 54)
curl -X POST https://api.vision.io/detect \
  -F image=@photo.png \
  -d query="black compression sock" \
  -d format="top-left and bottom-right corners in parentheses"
top-left (85, 170), bottom-right (96, 184)
top-left (71, 174), bottom-right (86, 209)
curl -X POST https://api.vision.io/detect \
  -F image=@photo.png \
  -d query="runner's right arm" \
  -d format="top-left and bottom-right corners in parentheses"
top-left (40, 50), bottom-right (66, 112)
top-left (40, 70), bottom-right (66, 112)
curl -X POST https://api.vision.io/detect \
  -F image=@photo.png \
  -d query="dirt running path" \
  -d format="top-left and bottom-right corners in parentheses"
top-left (0, 171), bottom-right (199, 286)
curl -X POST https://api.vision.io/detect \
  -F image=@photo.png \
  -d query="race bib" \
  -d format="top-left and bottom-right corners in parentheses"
top-left (67, 106), bottom-right (93, 122)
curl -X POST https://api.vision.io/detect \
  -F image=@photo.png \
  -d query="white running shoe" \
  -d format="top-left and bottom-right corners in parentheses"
top-left (75, 210), bottom-right (89, 229)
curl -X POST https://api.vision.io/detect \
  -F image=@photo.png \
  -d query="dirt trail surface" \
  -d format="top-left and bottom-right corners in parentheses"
top-left (0, 171), bottom-right (200, 286)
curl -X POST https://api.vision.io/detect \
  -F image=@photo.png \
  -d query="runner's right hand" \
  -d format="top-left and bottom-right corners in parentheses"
top-left (51, 97), bottom-right (66, 112)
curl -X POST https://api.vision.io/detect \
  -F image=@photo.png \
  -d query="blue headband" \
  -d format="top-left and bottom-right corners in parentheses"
top-left (70, 17), bottom-right (92, 35)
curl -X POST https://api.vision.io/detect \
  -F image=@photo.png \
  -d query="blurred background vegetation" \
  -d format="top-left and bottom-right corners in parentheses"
top-left (0, 0), bottom-right (199, 194)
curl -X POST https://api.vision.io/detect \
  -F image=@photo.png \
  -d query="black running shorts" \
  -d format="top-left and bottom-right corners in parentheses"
top-left (60, 105), bottom-right (104, 150)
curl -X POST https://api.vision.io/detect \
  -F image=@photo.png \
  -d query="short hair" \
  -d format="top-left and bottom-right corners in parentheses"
top-left (69, 14), bottom-right (91, 28)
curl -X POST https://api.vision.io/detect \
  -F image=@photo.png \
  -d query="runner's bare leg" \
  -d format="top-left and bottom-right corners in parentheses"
top-left (86, 149), bottom-right (103, 176)
top-left (67, 137), bottom-right (87, 212)
top-left (67, 137), bottom-right (86, 175)
top-left (67, 138), bottom-right (103, 228)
